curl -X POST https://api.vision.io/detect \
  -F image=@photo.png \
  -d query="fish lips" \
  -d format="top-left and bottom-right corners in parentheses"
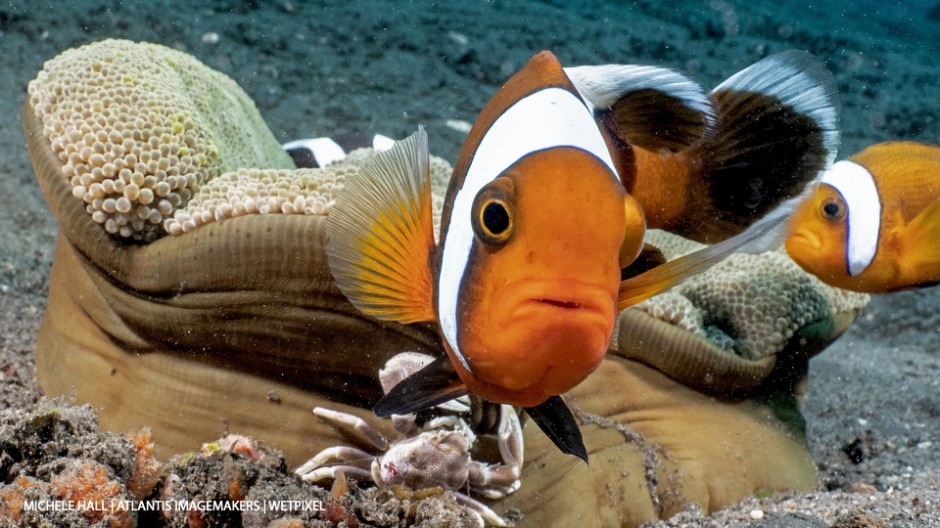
top-left (501, 277), bottom-right (615, 321)
top-left (785, 229), bottom-right (824, 268)
top-left (483, 278), bottom-right (616, 394)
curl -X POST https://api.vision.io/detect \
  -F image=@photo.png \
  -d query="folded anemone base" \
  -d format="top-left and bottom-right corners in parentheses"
top-left (36, 229), bottom-right (443, 463)
top-left (498, 357), bottom-right (817, 526)
top-left (35, 233), bottom-right (819, 525)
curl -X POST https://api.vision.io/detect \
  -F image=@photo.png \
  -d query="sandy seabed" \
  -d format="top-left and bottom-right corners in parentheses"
top-left (1, 1), bottom-right (939, 526)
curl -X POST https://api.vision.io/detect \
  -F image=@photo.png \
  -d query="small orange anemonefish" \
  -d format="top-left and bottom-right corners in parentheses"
top-left (786, 141), bottom-right (940, 293)
top-left (327, 50), bottom-right (839, 460)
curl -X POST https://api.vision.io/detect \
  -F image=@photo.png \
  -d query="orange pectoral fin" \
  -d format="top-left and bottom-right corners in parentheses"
top-left (898, 200), bottom-right (940, 287)
top-left (326, 128), bottom-right (437, 323)
top-left (617, 210), bottom-right (786, 309)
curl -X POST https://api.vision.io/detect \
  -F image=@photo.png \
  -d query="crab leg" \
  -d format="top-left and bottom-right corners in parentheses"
top-left (454, 491), bottom-right (510, 528)
top-left (295, 445), bottom-right (374, 476)
top-left (298, 465), bottom-right (373, 483)
top-left (497, 405), bottom-right (524, 472)
top-left (469, 405), bottom-right (524, 499)
top-left (313, 406), bottom-right (389, 451)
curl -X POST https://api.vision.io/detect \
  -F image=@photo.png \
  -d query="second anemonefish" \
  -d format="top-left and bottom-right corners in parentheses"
top-left (786, 141), bottom-right (940, 293)
top-left (327, 50), bottom-right (839, 460)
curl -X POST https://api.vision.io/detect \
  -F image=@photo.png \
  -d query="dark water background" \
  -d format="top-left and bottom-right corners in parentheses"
top-left (5, 0), bottom-right (940, 165)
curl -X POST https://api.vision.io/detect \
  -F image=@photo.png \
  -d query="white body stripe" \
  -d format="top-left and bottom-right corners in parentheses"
top-left (437, 87), bottom-right (616, 371)
top-left (821, 160), bottom-right (881, 275)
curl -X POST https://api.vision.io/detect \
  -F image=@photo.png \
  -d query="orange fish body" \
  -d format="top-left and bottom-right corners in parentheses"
top-left (434, 52), bottom-right (642, 407)
top-left (786, 141), bottom-right (940, 293)
top-left (327, 49), bottom-right (840, 458)
top-left (444, 148), bottom-right (630, 406)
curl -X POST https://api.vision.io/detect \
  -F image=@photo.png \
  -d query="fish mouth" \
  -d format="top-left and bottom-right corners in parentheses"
top-left (534, 298), bottom-right (586, 310)
top-left (785, 229), bottom-right (823, 265)
top-left (498, 278), bottom-right (616, 329)
top-left (464, 278), bottom-right (616, 395)
top-left (788, 229), bottom-right (822, 250)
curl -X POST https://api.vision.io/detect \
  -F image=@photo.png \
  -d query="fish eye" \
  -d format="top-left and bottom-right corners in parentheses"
top-left (820, 198), bottom-right (846, 221)
top-left (476, 198), bottom-right (513, 244)
top-left (471, 182), bottom-right (515, 246)
top-left (482, 200), bottom-right (511, 235)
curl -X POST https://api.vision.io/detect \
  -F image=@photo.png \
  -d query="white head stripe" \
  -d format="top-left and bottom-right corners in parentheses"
top-left (437, 87), bottom-right (616, 370)
top-left (821, 160), bottom-right (881, 276)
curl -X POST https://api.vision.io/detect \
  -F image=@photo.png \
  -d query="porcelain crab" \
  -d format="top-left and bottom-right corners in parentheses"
top-left (295, 352), bottom-right (524, 527)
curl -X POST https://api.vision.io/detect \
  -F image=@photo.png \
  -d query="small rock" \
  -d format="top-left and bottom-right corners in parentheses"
top-left (850, 482), bottom-right (879, 494)
top-left (447, 31), bottom-right (469, 46)
top-left (747, 512), bottom-right (827, 528)
top-left (831, 511), bottom-right (887, 528)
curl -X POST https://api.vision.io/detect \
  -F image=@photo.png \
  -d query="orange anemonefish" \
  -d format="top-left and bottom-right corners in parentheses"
top-left (786, 141), bottom-right (940, 293)
top-left (327, 50), bottom-right (839, 460)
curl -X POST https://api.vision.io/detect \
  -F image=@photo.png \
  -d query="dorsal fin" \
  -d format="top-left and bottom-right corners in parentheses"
top-left (682, 50), bottom-right (841, 242)
top-left (373, 355), bottom-right (469, 417)
top-left (566, 63), bottom-right (714, 153)
top-left (326, 128), bottom-right (437, 323)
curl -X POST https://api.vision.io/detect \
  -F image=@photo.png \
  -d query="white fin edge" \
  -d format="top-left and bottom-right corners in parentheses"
top-left (282, 137), bottom-right (346, 166)
top-left (565, 63), bottom-right (715, 128)
top-left (713, 50), bottom-right (841, 170)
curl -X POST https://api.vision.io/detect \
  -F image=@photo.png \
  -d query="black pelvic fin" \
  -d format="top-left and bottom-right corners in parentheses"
top-left (373, 355), bottom-right (469, 417)
top-left (524, 395), bottom-right (588, 462)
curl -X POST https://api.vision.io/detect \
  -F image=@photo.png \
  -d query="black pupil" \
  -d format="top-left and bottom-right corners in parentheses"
top-left (483, 201), bottom-right (510, 234)
top-left (823, 202), bottom-right (841, 217)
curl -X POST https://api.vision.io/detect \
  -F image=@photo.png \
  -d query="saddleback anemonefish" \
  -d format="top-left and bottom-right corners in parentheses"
top-left (327, 50), bottom-right (840, 460)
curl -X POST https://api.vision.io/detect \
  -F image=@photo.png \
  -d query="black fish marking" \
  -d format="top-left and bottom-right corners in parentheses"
top-left (524, 395), bottom-right (588, 462)
top-left (373, 355), bottom-right (470, 417)
top-left (684, 50), bottom-right (840, 243)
